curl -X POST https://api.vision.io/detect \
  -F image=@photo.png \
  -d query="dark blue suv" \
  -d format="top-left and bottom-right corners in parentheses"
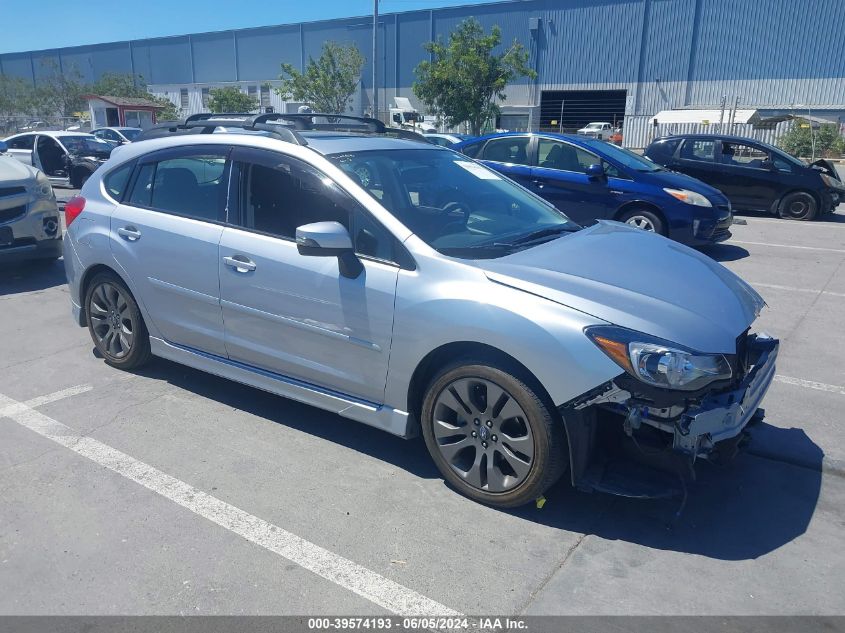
top-left (455, 132), bottom-right (732, 245)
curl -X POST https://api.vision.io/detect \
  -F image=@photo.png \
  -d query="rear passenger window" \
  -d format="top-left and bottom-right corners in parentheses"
top-left (479, 137), bottom-right (530, 165)
top-left (126, 154), bottom-right (227, 222)
top-left (127, 163), bottom-right (155, 207)
top-left (680, 140), bottom-right (715, 162)
top-left (103, 162), bottom-right (134, 201)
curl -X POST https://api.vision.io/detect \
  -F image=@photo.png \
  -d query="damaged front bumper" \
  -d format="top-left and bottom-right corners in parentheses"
top-left (565, 333), bottom-right (779, 498)
top-left (632, 333), bottom-right (778, 460)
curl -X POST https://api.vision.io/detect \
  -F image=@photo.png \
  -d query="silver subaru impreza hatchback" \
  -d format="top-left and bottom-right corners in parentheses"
top-left (63, 114), bottom-right (778, 507)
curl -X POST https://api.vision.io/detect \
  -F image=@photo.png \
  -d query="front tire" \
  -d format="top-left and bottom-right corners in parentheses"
top-left (618, 208), bottom-right (666, 235)
top-left (779, 191), bottom-right (817, 221)
top-left (84, 272), bottom-right (151, 370)
top-left (421, 360), bottom-right (567, 508)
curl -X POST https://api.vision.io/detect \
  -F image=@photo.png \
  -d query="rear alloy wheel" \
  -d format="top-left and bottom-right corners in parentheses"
top-left (619, 208), bottom-right (665, 235)
top-left (85, 272), bottom-right (151, 370)
top-left (779, 191), bottom-right (817, 221)
top-left (421, 361), bottom-right (567, 507)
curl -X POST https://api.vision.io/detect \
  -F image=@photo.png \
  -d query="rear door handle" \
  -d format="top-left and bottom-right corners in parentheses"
top-left (117, 226), bottom-right (141, 241)
top-left (223, 255), bottom-right (257, 273)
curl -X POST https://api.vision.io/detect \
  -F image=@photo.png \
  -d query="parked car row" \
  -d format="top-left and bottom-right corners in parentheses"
top-left (53, 112), bottom-right (779, 508)
top-left (454, 132), bottom-right (733, 246)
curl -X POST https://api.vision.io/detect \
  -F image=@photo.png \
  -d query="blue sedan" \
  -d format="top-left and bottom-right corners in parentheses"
top-left (454, 132), bottom-right (733, 246)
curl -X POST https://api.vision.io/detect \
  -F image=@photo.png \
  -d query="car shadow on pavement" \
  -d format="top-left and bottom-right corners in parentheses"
top-left (699, 243), bottom-right (750, 262)
top-left (0, 258), bottom-right (66, 296)
top-left (736, 209), bottom-right (845, 224)
top-left (133, 356), bottom-right (822, 563)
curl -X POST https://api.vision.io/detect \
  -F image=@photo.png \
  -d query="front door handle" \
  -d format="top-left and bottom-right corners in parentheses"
top-left (223, 255), bottom-right (257, 273)
top-left (117, 226), bottom-right (141, 241)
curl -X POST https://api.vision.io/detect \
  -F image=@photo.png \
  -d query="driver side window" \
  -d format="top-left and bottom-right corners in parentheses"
top-left (234, 150), bottom-right (407, 265)
top-left (478, 137), bottom-right (530, 165)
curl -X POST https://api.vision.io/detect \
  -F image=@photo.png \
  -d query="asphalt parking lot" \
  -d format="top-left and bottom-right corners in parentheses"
top-left (1, 192), bottom-right (844, 618)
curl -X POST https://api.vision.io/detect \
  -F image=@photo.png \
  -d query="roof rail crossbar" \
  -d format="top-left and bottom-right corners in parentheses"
top-left (253, 113), bottom-right (387, 133)
top-left (135, 114), bottom-right (306, 145)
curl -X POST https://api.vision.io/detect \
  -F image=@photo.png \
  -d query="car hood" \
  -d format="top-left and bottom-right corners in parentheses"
top-left (811, 159), bottom-right (843, 184)
top-left (0, 154), bottom-right (38, 184)
top-left (634, 167), bottom-right (728, 201)
top-left (472, 221), bottom-right (764, 353)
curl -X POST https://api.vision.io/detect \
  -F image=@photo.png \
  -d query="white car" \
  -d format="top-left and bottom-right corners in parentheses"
top-left (91, 127), bottom-right (142, 144)
top-left (577, 122), bottom-right (613, 140)
top-left (1, 131), bottom-right (114, 188)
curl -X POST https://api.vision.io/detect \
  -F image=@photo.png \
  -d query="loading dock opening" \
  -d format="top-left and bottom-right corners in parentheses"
top-left (540, 90), bottom-right (627, 133)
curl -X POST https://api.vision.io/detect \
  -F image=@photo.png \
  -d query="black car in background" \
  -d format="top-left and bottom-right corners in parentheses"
top-left (645, 134), bottom-right (844, 220)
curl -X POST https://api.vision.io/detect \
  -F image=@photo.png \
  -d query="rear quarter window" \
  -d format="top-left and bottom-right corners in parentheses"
top-left (103, 161), bottom-right (135, 201)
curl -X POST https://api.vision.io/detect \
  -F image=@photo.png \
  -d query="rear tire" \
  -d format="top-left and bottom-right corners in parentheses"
top-left (84, 272), bottom-right (151, 370)
top-left (778, 191), bottom-right (817, 221)
top-left (421, 359), bottom-right (567, 508)
top-left (618, 208), bottom-right (666, 235)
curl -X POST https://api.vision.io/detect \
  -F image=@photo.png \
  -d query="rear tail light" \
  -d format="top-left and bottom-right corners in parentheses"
top-left (64, 195), bottom-right (86, 227)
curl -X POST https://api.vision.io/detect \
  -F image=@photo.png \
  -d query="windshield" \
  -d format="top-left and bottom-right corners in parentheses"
top-left (121, 128), bottom-right (141, 141)
top-left (60, 136), bottom-right (112, 154)
top-left (579, 138), bottom-right (662, 172)
top-left (329, 149), bottom-right (579, 258)
top-left (585, 123), bottom-right (602, 129)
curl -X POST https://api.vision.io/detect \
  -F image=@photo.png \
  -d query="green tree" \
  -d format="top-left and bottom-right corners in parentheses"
top-left (92, 72), bottom-right (148, 98)
top-left (413, 19), bottom-right (535, 136)
top-left (0, 74), bottom-right (36, 117)
top-left (276, 42), bottom-right (364, 114)
top-left (36, 59), bottom-right (87, 116)
top-left (207, 86), bottom-right (258, 113)
top-left (777, 119), bottom-right (845, 158)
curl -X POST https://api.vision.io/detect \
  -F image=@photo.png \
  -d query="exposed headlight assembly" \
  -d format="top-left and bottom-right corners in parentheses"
top-left (29, 171), bottom-right (54, 200)
top-left (586, 326), bottom-right (732, 391)
top-left (663, 188), bottom-right (712, 207)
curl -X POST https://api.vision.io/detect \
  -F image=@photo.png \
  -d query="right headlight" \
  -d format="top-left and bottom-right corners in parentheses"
top-left (29, 171), bottom-right (54, 200)
top-left (586, 325), bottom-right (732, 391)
top-left (663, 188), bottom-right (712, 207)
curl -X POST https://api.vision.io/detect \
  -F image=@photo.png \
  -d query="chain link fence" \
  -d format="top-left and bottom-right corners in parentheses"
top-left (1, 116), bottom-right (90, 137)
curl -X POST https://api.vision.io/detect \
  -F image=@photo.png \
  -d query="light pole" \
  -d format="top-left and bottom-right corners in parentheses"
top-left (373, 0), bottom-right (378, 120)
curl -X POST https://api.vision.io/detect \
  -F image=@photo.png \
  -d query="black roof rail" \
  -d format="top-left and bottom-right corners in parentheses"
top-left (252, 112), bottom-right (428, 142)
top-left (135, 111), bottom-right (428, 144)
top-left (135, 113), bottom-right (306, 145)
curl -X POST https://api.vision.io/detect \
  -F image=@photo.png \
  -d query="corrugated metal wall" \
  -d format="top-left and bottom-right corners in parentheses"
top-left (2, 0), bottom-right (843, 118)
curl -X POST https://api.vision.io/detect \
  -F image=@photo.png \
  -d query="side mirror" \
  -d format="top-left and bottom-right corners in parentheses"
top-left (392, 113), bottom-right (402, 123)
top-left (586, 163), bottom-right (606, 180)
top-left (0, 140), bottom-right (7, 153)
top-left (296, 221), bottom-right (363, 279)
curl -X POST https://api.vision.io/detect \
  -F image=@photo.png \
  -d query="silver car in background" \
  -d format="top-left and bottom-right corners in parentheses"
top-left (61, 114), bottom-right (778, 507)
top-left (0, 140), bottom-right (62, 263)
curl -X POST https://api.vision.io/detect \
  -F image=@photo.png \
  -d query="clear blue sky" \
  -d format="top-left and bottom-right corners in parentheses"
top-left (0, 0), bottom-right (501, 54)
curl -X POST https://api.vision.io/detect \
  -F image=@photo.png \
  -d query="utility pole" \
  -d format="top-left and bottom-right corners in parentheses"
top-left (372, 0), bottom-right (378, 120)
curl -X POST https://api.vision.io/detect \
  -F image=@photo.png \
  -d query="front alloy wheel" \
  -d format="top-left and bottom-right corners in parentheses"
top-left (421, 361), bottom-right (567, 507)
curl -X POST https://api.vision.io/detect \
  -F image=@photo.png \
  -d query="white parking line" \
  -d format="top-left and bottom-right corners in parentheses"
top-left (750, 282), bottom-right (845, 299)
top-left (774, 375), bottom-right (845, 396)
top-left (0, 387), bottom-right (460, 617)
top-left (730, 240), bottom-right (845, 254)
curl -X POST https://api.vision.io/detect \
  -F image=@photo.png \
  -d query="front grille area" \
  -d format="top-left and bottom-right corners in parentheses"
top-left (0, 204), bottom-right (27, 225)
top-left (0, 186), bottom-right (26, 198)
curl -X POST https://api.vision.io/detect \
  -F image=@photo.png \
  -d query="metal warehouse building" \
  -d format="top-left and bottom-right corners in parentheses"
top-left (2, 0), bottom-right (843, 147)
